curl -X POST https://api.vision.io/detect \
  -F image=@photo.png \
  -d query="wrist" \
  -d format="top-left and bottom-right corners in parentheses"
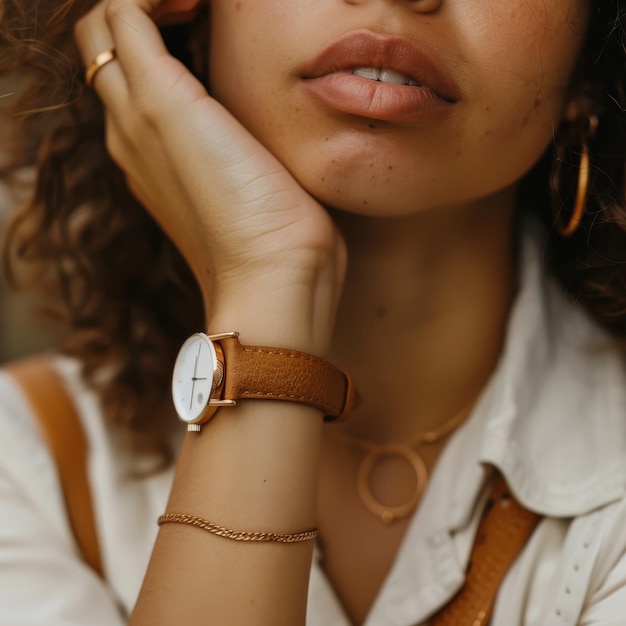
top-left (207, 275), bottom-right (343, 357)
top-left (207, 310), bottom-right (327, 357)
top-left (200, 242), bottom-right (346, 354)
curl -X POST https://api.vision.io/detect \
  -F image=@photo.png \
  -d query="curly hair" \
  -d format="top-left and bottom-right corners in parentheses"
top-left (0, 1), bottom-right (625, 463)
top-left (0, 0), bottom-right (205, 464)
top-left (523, 2), bottom-right (626, 332)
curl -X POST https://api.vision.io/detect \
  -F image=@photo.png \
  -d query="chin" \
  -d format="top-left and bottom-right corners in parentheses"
top-left (303, 180), bottom-right (422, 218)
top-left (288, 161), bottom-right (431, 218)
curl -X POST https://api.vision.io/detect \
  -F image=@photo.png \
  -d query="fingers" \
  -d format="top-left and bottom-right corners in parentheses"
top-left (102, 0), bottom-right (171, 89)
top-left (104, 0), bottom-right (209, 113)
top-left (75, 0), bottom-right (207, 122)
top-left (75, 0), bottom-right (189, 103)
top-left (74, 1), bottom-right (128, 108)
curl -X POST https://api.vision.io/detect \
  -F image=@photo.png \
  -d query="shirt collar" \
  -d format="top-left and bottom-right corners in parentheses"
top-left (451, 219), bottom-right (626, 521)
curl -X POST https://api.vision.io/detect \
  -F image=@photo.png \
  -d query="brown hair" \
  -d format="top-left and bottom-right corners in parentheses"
top-left (1, 1), bottom-right (625, 463)
top-left (523, 2), bottom-right (626, 334)
top-left (0, 0), bottom-right (204, 463)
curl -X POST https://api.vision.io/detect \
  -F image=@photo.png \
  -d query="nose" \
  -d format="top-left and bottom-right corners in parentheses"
top-left (343, 0), bottom-right (441, 12)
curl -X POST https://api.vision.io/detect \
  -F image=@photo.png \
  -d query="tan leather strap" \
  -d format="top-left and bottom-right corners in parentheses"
top-left (4, 357), bottom-right (104, 578)
top-left (218, 334), bottom-right (359, 421)
top-left (431, 474), bottom-right (540, 626)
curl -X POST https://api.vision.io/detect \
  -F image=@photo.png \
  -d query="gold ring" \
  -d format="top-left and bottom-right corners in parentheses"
top-left (85, 48), bottom-right (117, 87)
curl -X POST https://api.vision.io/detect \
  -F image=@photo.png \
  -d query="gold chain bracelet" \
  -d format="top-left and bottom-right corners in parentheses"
top-left (157, 513), bottom-right (318, 543)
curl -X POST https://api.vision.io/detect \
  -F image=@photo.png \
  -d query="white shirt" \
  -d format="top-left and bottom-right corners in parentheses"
top-left (2, 224), bottom-right (626, 626)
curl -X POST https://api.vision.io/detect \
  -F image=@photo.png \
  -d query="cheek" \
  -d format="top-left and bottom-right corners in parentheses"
top-left (208, 4), bottom-right (255, 102)
top-left (448, 1), bottom-right (590, 178)
top-left (208, 1), bottom-right (295, 111)
top-left (207, 2), bottom-right (317, 176)
top-left (456, 1), bottom-right (589, 125)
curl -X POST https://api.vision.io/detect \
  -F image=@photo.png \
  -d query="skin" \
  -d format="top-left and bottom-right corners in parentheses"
top-left (72, 0), bottom-right (591, 624)
top-left (209, 0), bottom-right (589, 216)
top-left (206, 4), bottom-right (588, 620)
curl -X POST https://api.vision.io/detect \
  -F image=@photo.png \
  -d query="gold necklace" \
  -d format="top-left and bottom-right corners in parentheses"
top-left (329, 404), bottom-right (473, 525)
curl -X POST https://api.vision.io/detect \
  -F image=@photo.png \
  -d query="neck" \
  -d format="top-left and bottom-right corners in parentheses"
top-left (328, 189), bottom-right (518, 443)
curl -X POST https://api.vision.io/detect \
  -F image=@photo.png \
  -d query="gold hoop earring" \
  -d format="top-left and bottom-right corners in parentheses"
top-left (550, 114), bottom-right (598, 237)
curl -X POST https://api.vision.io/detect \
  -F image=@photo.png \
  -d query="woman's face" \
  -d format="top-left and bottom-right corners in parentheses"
top-left (208, 0), bottom-right (590, 216)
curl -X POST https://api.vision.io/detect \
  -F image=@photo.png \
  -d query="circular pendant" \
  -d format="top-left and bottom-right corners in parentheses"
top-left (357, 444), bottom-right (428, 525)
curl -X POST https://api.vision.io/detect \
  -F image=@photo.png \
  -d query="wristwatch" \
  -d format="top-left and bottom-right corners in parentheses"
top-left (172, 332), bottom-right (358, 431)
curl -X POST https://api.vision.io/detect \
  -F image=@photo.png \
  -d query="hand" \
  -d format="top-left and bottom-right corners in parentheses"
top-left (74, 10), bottom-right (332, 625)
top-left (74, 0), bottom-right (346, 348)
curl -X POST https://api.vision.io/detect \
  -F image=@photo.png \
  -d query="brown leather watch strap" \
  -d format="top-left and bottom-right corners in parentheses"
top-left (218, 334), bottom-right (359, 421)
top-left (431, 473), bottom-right (540, 626)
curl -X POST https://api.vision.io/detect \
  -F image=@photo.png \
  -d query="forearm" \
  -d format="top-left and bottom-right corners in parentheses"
top-left (130, 283), bottom-right (338, 626)
top-left (71, 2), bottom-right (348, 620)
top-left (130, 402), bottom-right (322, 626)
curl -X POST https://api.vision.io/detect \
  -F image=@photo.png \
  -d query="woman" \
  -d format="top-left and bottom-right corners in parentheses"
top-left (1, 0), bottom-right (625, 624)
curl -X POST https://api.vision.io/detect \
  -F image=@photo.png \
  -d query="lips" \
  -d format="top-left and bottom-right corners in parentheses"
top-left (301, 30), bottom-right (458, 122)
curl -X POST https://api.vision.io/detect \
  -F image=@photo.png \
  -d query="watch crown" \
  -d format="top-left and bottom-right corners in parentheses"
top-left (187, 424), bottom-right (201, 433)
top-left (213, 360), bottom-right (224, 390)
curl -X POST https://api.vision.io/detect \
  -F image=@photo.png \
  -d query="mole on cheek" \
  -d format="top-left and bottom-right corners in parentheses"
top-left (235, 1), bottom-right (242, 10)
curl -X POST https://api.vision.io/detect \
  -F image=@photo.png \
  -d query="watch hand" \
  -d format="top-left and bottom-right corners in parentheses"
top-left (192, 377), bottom-right (208, 381)
top-left (189, 346), bottom-right (200, 411)
top-left (190, 349), bottom-right (200, 411)
top-left (193, 345), bottom-right (200, 378)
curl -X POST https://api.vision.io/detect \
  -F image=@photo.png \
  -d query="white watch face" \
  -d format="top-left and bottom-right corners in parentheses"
top-left (172, 333), bottom-right (218, 424)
